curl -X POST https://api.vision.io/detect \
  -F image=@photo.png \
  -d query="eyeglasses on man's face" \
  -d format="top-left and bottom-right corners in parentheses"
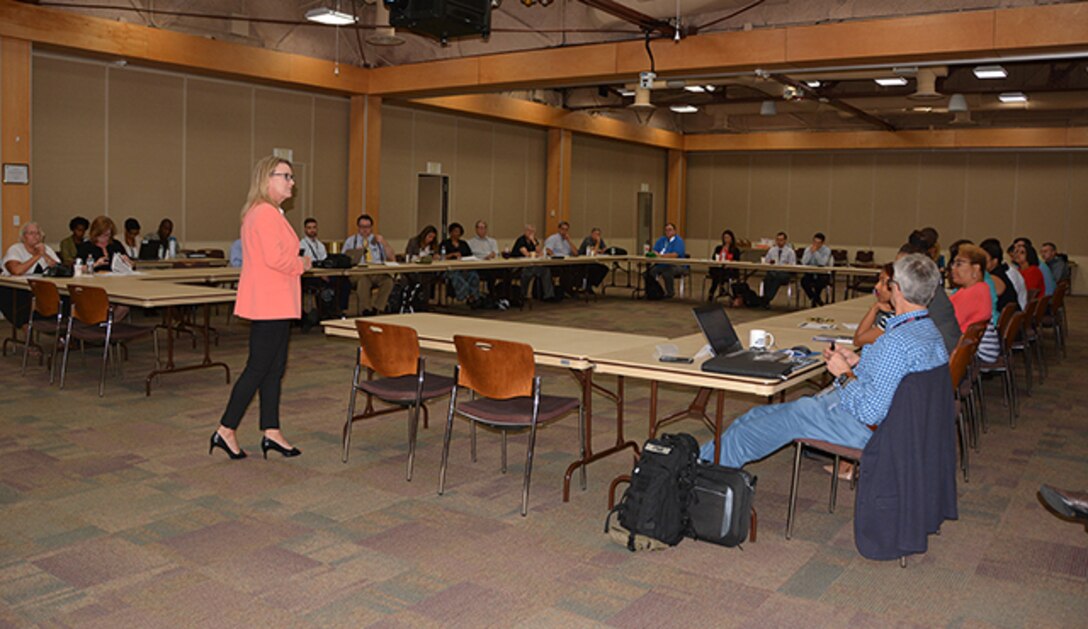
top-left (270, 172), bottom-right (295, 182)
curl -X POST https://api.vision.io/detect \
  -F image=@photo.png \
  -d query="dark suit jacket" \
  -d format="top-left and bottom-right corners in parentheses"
top-left (854, 365), bottom-right (959, 561)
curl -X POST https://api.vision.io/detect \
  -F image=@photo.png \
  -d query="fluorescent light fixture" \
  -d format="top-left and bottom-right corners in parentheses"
top-left (973, 65), bottom-right (1007, 79)
top-left (704, 85), bottom-right (716, 92)
top-left (670, 105), bottom-right (698, 113)
top-left (305, 7), bottom-right (357, 25)
top-left (684, 85), bottom-right (706, 93)
top-left (804, 80), bottom-right (821, 88)
top-left (617, 88), bottom-right (635, 97)
top-left (875, 77), bottom-right (909, 87)
top-left (998, 92), bottom-right (1028, 103)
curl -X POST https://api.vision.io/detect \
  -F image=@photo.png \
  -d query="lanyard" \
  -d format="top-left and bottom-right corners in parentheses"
top-left (888, 312), bottom-right (929, 331)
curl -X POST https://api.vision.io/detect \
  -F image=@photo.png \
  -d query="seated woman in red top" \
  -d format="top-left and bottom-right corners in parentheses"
top-left (1013, 241), bottom-right (1045, 298)
top-left (948, 244), bottom-right (992, 334)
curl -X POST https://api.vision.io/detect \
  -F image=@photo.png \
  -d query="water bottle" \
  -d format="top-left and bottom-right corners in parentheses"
top-left (74, 257), bottom-right (83, 277)
top-left (168, 239), bottom-right (177, 259)
top-left (439, 245), bottom-right (446, 261)
top-left (84, 257), bottom-right (93, 274)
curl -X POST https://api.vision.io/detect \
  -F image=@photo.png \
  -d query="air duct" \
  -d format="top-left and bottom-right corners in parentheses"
top-left (908, 67), bottom-right (946, 101)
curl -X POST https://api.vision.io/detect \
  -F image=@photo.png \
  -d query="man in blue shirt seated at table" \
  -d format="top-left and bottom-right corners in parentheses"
top-left (701, 254), bottom-right (948, 468)
top-left (646, 222), bottom-right (686, 299)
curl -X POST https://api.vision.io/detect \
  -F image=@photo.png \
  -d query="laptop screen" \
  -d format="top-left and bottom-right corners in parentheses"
top-left (692, 304), bottom-right (743, 356)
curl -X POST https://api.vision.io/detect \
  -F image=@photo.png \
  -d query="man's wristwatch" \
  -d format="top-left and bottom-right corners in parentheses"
top-left (834, 370), bottom-right (856, 387)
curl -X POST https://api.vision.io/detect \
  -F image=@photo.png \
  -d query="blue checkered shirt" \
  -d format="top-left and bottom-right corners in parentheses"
top-left (837, 309), bottom-right (948, 425)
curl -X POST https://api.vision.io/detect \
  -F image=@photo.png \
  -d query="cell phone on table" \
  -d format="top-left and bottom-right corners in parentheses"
top-left (659, 355), bottom-right (694, 364)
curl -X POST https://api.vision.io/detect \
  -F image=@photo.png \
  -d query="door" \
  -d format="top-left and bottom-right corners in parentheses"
top-left (417, 174), bottom-right (449, 237)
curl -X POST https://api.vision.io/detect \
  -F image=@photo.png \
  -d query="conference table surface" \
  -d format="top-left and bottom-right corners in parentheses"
top-left (0, 273), bottom-right (236, 394)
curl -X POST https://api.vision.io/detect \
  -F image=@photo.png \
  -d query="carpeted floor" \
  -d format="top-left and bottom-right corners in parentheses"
top-left (0, 289), bottom-right (1085, 628)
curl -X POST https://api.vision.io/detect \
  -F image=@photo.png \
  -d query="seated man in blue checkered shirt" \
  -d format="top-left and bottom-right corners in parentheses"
top-left (701, 254), bottom-right (949, 468)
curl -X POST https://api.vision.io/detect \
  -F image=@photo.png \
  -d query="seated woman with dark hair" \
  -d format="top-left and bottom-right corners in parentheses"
top-left (707, 229), bottom-right (741, 302)
top-left (1012, 241), bottom-right (1045, 298)
top-left (979, 238), bottom-right (1019, 313)
top-left (439, 222), bottom-right (481, 307)
top-left (853, 263), bottom-right (895, 348)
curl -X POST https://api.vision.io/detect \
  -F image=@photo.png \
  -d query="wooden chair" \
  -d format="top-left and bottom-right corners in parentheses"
top-left (1042, 281), bottom-right (1068, 357)
top-left (21, 279), bottom-right (65, 382)
top-left (438, 335), bottom-right (584, 516)
top-left (342, 321), bottom-right (454, 481)
top-left (59, 285), bottom-right (159, 397)
top-left (979, 306), bottom-right (1022, 428)
top-left (1027, 296), bottom-right (1049, 382)
top-left (1010, 301), bottom-right (1036, 395)
top-left (948, 338), bottom-right (975, 482)
top-left (962, 321), bottom-right (989, 444)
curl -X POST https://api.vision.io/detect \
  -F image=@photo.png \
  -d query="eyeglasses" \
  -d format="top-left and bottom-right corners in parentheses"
top-left (270, 172), bottom-right (295, 181)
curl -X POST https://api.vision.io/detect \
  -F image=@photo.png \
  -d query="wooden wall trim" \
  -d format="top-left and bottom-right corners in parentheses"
top-left (1, 36), bottom-right (31, 252)
top-left (364, 96), bottom-right (382, 227)
top-left (0, 0), bottom-right (367, 94)
top-left (683, 127), bottom-right (1088, 152)
top-left (405, 94), bottom-right (683, 150)
top-left (545, 129), bottom-right (572, 236)
top-left (666, 150), bottom-right (685, 234)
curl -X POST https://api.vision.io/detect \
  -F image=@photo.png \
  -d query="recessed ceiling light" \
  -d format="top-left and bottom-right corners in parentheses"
top-left (703, 85), bottom-right (716, 92)
top-left (670, 105), bottom-right (699, 114)
top-left (684, 85), bottom-right (706, 93)
top-left (973, 65), bottom-right (1007, 79)
top-left (875, 77), bottom-right (909, 87)
top-left (305, 7), bottom-right (357, 25)
top-left (910, 106), bottom-right (933, 113)
top-left (804, 80), bottom-right (821, 88)
top-left (998, 92), bottom-right (1028, 103)
top-left (617, 88), bottom-right (635, 97)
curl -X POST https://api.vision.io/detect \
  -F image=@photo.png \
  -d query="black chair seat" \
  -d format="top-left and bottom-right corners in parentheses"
top-left (69, 321), bottom-right (154, 343)
top-left (358, 372), bottom-right (454, 403)
top-left (457, 394), bottom-right (579, 426)
top-left (797, 438), bottom-right (862, 460)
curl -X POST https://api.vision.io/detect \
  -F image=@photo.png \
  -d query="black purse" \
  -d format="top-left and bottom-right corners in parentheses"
top-left (42, 264), bottom-right (74, 278)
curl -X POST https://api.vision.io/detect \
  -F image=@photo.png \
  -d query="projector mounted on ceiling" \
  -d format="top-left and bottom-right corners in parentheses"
top-left (385, 0), bottom-right (492, 45)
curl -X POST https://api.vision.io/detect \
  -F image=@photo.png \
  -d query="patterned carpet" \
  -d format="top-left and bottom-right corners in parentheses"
top-left (0, 285), bottom-right (1085, 628)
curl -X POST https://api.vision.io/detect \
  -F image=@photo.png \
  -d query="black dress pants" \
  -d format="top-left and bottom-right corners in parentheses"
top-left (801, 273), bottom-right (830, 306)
top-left (220, 319), bottom-right (291, 430)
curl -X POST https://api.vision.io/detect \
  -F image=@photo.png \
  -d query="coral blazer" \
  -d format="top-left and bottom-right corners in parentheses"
top-left (234, 203), bottom-right (306, 320)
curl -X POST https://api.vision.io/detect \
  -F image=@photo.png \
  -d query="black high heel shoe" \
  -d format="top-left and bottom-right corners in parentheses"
top-left (209, 431), bottom-right (247, 459)
top-left (261, 437), bottom-right (301, 459)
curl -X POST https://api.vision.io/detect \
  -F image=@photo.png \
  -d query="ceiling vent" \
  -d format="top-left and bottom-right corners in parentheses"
top-left (908, 68), bottom-right (945, 101)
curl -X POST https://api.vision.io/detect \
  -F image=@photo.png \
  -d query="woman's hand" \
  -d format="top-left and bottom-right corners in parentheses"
top-left (302, 256), bottom-right (313, 271)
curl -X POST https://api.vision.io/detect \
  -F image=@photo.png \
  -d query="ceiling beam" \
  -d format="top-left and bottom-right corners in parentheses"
top-left (768, 73), bottom-right (897, 132)
top-left (576, 0), bottom-right (676, 38)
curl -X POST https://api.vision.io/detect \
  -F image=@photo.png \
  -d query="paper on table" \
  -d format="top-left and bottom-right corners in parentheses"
top-left (841, 323), bottom-right (859, 331)
top-left (798, 321), bottom-right (836, 330)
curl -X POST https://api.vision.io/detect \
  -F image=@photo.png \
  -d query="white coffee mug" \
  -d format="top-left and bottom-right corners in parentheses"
top-left (749, 329), bottom-right (775, 350)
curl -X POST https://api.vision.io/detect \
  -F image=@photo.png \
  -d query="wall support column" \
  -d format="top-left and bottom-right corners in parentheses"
top-left (348, 94), bottom-right (381, 234)
top-left (666, 149), bottom-right (686, 233)
top-left (545, 128), bottom-right (572, 235)
top-left (1, 37), bottom-right (31, 251)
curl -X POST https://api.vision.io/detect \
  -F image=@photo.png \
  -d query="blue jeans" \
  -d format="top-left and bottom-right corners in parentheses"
top-left (700, 389), bottom-right (874, 468)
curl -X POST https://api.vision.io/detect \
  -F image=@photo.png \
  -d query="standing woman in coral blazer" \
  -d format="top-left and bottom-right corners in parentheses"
top-left (210, 156), bottom-right (312, 460)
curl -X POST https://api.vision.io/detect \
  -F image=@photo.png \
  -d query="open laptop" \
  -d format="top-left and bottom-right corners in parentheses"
top-left (693, 304), bottom-right (810, 380)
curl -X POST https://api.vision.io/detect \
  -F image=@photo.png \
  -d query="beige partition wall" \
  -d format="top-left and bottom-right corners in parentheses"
top-left (31, 53), bottom-right (349, 247)
top-left (569, 134), bottom-right (667, 249)
top-left (379, 104), bottom-right (547, 248)
top-left (687, 150), bottom-right (1088, 259)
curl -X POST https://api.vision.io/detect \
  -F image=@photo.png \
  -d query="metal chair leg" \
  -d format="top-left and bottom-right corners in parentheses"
top-left (342, 365), bottom-right (360, 463)
top-left (501, 431), bottom-right (508, 474)
top-left (438, 382), bottom-right (459, 496)
top-left (829, 454), bottom-right (840, 513)
top-left (786, 443), bottom-right (803, 539)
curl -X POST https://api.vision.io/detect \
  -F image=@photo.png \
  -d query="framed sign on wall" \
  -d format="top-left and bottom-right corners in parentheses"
top-left (2, 164), bottom-right (29, 185)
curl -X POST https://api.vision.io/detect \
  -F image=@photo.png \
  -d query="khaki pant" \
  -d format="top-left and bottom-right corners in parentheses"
top-left (354, 273), bottom-right (393, 313)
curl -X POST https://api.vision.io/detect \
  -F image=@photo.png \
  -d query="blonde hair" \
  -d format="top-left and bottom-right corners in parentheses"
top-left (241, 155), bottom-right (293, 219)
top-left (88, 215), bottom-right (118, 243)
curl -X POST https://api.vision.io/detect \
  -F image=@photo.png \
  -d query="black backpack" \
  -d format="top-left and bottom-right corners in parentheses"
top-left (643, 273), bottom-right (666, 301)
top-left (687, 461), bottom-right (757, 547)
top-left (606, 433), bottom-right (699, 550)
